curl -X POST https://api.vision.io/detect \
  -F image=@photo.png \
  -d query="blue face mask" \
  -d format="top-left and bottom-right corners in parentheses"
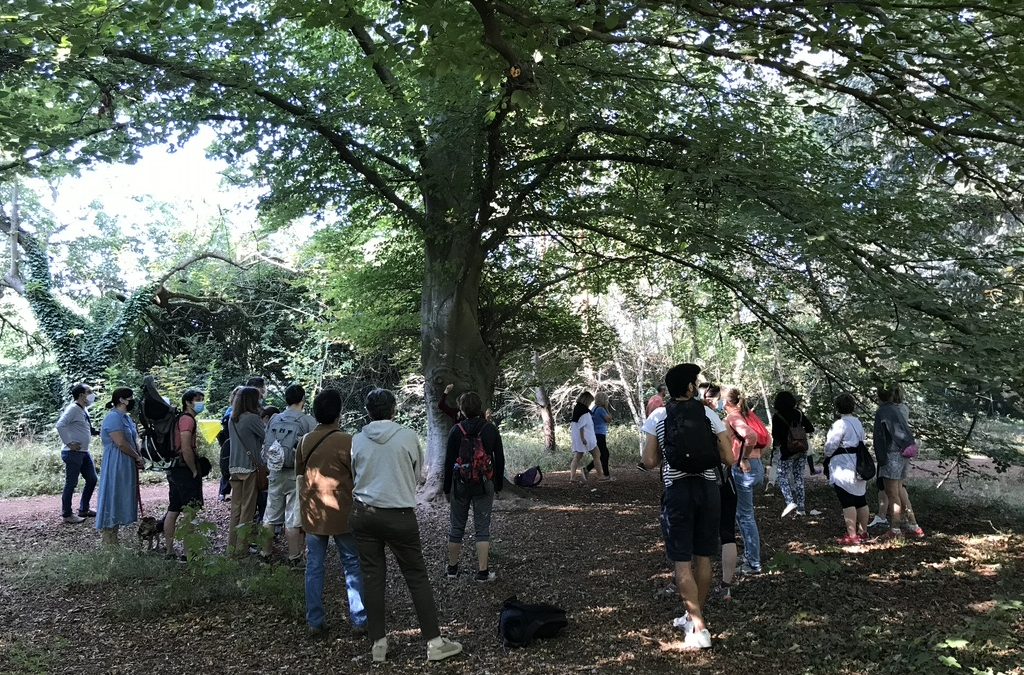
top-left (193, 402), bottom-right (206, 414)
top-left (716, 400), bottom-right (726, 413)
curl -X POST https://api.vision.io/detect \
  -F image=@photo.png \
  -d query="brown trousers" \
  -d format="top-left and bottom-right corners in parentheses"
top-left (349, 501), bottom-right (441, 642)
top-left (228, 472), bottom-right (259, 555)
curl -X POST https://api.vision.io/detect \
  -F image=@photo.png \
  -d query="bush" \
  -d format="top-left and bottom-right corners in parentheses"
top-left (0, 362), bottom-right (63, 439)
top-left (500, 424), bottom-right (641, 475)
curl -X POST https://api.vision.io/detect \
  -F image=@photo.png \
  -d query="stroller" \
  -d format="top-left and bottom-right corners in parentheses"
top-left (137, 375), bottom-right (180, 470)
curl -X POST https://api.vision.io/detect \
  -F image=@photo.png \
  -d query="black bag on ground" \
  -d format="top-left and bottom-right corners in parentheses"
top-left (513, 466), bottom-right (543, 488)
top-left (499, 596), bottom-right (568, 648)
top-left (662, 399), bottom-right (719, 474)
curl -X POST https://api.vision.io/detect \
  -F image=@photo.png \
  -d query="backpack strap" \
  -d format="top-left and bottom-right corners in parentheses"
top-left (302, 429), bottom-right (341, 468)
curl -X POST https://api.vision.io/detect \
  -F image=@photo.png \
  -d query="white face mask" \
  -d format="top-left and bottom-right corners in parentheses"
top-left (85, 393), bottom-right (97, 406)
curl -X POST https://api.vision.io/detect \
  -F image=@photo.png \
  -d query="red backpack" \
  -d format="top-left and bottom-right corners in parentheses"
top-left (743, 412), bottom-right (772, 449)
top-left (454, 422), bottom-right (495, 495)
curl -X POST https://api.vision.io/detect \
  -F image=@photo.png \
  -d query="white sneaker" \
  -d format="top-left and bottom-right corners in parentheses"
top-left (682, 628), bottom-right (712, 650)
top-left (371, 637), bottom-right (388, 663)
top-left (781, 503), bottom-right (798, 518)
top-left (868, 515), bottom-right (889, 529)
top-left (672, 613), bottom-right (693, 633)
top-left (426, 637), bottom-right (463, 662)
top-left (795, 510), bottom-right (806, 517)
top-left (809, 509), bottom-right (823, 516)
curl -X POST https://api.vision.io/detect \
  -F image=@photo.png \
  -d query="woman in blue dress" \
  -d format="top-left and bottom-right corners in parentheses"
top-left (96, 387), bottom-right (145, 545)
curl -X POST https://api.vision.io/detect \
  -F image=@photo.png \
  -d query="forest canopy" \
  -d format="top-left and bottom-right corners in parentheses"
top-left (1, 0), bottom-right (1022, 491)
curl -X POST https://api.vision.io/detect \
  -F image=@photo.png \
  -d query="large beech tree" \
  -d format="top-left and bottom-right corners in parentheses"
top-left (2, 1), bottom-right (1022, 493)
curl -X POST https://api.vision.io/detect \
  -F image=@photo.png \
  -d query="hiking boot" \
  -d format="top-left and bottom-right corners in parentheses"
top-left (308, 624), bottom-right (328, 640)
top-left (672, 613), bottom-right (693, 633)
top-left (426, 637), bottom-right (463, 662)
top-left (446, 564), bottom-right (459, 579)
top-left (682, 628), bottom-right (713, 650)
top-left (781, 503), bottom-right (798, 518)
top-left (475, 569), bottom-right (496, 583)
top-left (63, 515), bottom-right (86, 524)
top-left (371, 637), bottom-right (388, 663)
top-left (287, 556), bottom-right (306, 571)
top-left (868, 515), bottom-right (889, 529)
top-left (78, 509), bottom-right (97, 517)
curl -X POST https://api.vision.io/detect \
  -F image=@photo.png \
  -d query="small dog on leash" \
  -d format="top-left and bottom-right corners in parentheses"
top-left (137, 516), bottom-right (164, 552)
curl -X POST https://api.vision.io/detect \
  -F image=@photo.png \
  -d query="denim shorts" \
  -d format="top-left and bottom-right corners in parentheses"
top-left (660, 477), bottom-right (720, 562)
top-left (879, 452), bottom-right (910, 480)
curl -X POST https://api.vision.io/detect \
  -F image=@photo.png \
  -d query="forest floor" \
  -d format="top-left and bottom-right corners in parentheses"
top-left (0, 464), bottom-right (1022, 675)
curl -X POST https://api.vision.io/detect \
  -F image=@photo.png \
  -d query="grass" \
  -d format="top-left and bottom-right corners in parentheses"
top-left (500, 425), bottom-right (641, 475)
top-left (0, 436), bottom-right (218, 498)
top-left (0, 636), bottom-right (68, 675)
top-left (3, 546), bottom-right (304, 621)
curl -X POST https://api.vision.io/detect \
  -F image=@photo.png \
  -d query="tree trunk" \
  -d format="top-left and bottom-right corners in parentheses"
top-left (420, 220), bottom-right (499, 500)
top-left (532, 350), bottom-right (556, 453)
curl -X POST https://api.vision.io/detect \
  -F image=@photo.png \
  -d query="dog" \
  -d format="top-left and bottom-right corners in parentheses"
top-left (137, 516), bottom-right (164, 552)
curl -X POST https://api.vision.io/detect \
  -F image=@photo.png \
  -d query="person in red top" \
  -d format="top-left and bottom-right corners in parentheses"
top-left (163, 389), bottom-right (206, 559)
top-left (646, 385), bottom-right (668, 417)
top-left (724, 387), bottom-right (772, 574)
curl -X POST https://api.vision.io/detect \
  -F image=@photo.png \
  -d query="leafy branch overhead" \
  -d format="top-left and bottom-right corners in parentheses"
top-left (1, 0), bottom-right (1022, 483)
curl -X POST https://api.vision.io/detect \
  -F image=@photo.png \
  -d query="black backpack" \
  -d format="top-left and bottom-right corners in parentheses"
top-left (854, 441), bottom-right (877, 481)
top-left (662, 399), bottom-right (719, 474)
top-left (499, 596), bottom-right (568, 648)
top-left (514, 466), bottom-right (543, 488)
top-left (136, 376), bottom-right (180, 468)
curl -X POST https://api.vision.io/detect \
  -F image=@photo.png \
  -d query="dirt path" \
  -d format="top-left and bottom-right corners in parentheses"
top-left (1, 466), bottom-right (1021, 674)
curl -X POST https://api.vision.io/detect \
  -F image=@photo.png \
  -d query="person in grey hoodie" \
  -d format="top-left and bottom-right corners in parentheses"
top-left (349, 388), bottom-right (463, 664)
top-left (55, 383), bottom-right (99, 524)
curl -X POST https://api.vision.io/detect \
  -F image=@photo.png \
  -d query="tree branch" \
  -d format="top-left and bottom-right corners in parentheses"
top-left (109, 49), bottom-right (424, 225)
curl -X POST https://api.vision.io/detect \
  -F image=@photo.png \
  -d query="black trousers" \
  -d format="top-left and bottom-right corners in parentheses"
top-left (586, 434), bottom-right (610, 477)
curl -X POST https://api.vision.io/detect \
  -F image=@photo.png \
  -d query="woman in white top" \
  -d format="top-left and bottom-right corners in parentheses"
top-left (568, 391), bottom-right (603, 485)
top-left (823, 393), bottom-right (868, 546)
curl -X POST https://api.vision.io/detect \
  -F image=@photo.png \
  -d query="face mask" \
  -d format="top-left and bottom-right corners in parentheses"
top-left (85, 393), bottom-right (97, 406)
top-left (193, 402), bottom-right (206, 414)
top-left (123, 399), bottom-right (135, 413)
top-left (716, 400), bottom-right (725, 413)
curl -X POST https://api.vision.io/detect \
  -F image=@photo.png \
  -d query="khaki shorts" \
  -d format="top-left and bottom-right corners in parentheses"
top-left (264, 468), bottom-right (299, 528)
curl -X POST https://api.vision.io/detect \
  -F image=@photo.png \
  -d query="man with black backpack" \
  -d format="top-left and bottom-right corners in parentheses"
top-left (261, 384), bottom-right (317, 566)
top-left (641, 364), bottom-right (733, 651)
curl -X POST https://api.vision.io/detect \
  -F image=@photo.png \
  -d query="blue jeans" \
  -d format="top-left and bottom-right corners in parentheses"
top-left (305, 533), bottom-right (367, 630)
top-left (733, 459), bottom-right (765, 569)
top-left (61, 450), bottom-right (97, 517)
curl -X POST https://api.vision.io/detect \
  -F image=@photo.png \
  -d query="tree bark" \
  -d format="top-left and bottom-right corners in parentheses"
top-left (420, 220), bottom-right (499, 499)
top-left (532, 350), bottom-right (556, 453)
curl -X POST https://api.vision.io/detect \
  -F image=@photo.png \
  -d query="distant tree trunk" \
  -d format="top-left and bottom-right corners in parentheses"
top-left (533, 351), bottom-right (556, 453)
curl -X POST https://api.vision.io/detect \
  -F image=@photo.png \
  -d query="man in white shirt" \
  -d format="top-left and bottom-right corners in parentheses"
top-left (641, 364), bottom-right (733, 650)
top-left (55, 384), bottom-right (99, 524)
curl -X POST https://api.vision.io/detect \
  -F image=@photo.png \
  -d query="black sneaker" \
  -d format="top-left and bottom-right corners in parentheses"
top-left (446, 565), bottom-right (459, 579)
top-left (475, 569), bottom-right (497, 583)
top-left (636, 462), bottom-right (649, 472)
top-left (78, 509), bottom-right (96, 517)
